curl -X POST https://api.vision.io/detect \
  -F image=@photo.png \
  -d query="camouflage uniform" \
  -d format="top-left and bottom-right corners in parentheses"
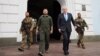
top-left (19, 17), bottom-right (34, 51)
top-left (32, 19), bottom-right (37, 43)
top-left (75, 18), bottom-right (88, 49)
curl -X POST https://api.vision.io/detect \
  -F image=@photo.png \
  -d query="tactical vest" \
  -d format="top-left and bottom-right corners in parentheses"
top-left (21, 17), bottom-right (32, 33)
top-left (75, 18), bottom-right (85, 33)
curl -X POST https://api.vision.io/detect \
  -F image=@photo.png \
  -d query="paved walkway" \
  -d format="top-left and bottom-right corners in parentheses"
top-left (0, 42), bottom-right (100, 56)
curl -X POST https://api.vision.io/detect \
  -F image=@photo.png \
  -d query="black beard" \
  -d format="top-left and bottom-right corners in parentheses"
top-left (78, 16), bottom-right (81, 19)
top-left (43, 14), bottom-right (48, 15)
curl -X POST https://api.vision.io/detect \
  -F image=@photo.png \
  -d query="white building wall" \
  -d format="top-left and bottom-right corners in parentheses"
top-left (0, 0), bottom-right (19, 38)
top-left (92, 0), bottom-right (100, 35)
top-left (0, 0), bottom-right (27, 42)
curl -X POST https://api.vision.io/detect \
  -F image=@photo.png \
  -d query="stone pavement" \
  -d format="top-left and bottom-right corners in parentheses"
top-left (0, 42), bottom-right (100, 56)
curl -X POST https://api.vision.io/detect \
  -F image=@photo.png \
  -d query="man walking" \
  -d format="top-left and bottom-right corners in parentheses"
top-left (37, 8), bottom-right (53, 56)
top-left (57, 6), bottom-right (75, 56)
top-left (18, 12), bottom-right (34, 51)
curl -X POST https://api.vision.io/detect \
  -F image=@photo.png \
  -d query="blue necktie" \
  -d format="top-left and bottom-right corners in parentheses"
top-left (64, 13), bottom-right (68, 21)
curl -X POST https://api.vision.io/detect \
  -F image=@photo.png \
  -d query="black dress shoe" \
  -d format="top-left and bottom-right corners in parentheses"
top-left (64, 51), bottom-right (69, 55)
top-left (45, 50), bottom-right (48, 53)
top-left (18, 48), bottom-right (24, 51)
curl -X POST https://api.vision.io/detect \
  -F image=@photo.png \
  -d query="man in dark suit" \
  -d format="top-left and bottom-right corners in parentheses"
top-left (57, 6), bottom-right (75, 56)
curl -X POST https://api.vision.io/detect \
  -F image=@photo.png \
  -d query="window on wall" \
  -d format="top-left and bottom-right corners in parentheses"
top-left (82, 5), bottom-right (86, 11)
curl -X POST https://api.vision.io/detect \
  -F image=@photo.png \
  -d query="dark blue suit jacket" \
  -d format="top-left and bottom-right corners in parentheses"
top-left (57, 13), bottom-right (75, 32)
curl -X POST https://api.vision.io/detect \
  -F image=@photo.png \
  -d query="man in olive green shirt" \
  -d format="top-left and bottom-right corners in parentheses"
top-left (37, 9), bottom-right (53, 56)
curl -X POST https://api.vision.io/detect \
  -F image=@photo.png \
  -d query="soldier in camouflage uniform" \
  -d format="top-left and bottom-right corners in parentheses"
top-left (75, 13), bottom-right (89, 49)
top-left (18, 12), bottom-right (34, 51)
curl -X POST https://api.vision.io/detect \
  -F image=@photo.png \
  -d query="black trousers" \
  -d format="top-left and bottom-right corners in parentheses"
top-left (62, 29), bottom-right (71, 54)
